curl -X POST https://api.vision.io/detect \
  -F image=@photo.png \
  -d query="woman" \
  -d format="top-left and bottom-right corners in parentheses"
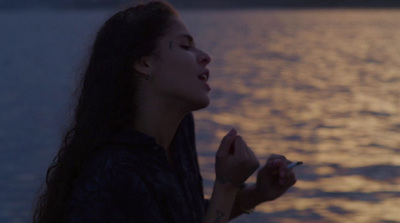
top-left (33, 1), bottom-right (297, 223)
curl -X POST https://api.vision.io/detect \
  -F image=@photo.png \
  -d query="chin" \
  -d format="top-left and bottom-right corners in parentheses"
top-left (189, 96), bottom-right (210, 112)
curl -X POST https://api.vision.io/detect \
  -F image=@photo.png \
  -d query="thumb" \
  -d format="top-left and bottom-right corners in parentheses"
top-left (217, 129), bottom-right (237, 156)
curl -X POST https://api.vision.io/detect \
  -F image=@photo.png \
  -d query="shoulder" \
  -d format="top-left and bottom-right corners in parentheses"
top-left (67, 145), bottom-right (165, 222)
top-left (72, 145), bottom-right (147, 197)
top-left (77, 144), bottom-right (151, 188)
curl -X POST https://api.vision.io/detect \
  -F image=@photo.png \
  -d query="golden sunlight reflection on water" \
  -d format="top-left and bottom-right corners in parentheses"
top-left (182, 9), bottom-right (400, 222)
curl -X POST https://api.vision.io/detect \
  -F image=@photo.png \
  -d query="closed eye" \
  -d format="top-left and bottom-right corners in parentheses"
top-left (180, 45), bottom-right (192, 50)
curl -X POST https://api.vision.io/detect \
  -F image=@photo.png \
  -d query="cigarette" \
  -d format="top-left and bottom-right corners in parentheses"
top-left (286, 161), bottom-right (303, 170)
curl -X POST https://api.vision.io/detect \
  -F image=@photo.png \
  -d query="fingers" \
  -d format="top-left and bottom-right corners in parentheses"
top-left (232, 135), bottom-right (242, 155)
top-left (217, 129), bottom-right (237, 156)
top-left (265, 154), bottom-right (298, 186)
top-left (215, 130), bottom-right (260, 186)
top-left (267, 154), bottom-right (290, 177)
top-left (286, 171), bottom-right (297, 187)
top-left (265, 155), bottom-right (283, 177)
top-left (243, 140), bottom-right (260, 170)
top-left (232, 135), bottom-right (247, 156)
top-left (233, 136), bottom-right (260, 169)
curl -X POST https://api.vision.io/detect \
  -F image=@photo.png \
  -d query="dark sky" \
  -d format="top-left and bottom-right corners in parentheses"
top-left (1, 0), bottom-right (400, 9)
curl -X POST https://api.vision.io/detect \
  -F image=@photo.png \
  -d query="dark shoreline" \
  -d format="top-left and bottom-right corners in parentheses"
top-left (1, 6), bottom-right (400, 11)
top-left (2, 1), bottom-right (400, 10)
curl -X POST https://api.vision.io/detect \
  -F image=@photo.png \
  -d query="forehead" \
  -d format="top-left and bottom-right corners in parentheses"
top-left (164, 18), bottom-right (191, 39)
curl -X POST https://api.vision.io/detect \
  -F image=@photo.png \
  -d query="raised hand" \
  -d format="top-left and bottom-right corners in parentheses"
top-left (215, 129), bottom-right (260, 188)
top-left (255, 154), bottom-right (297, 202)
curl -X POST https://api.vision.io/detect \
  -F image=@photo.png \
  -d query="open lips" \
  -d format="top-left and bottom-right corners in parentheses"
top-left (198, 70), bottom-right (209, 82)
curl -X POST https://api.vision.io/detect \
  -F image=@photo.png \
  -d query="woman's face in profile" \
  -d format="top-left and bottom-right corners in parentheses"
top-left (149, 18), bottom-right (212, 112)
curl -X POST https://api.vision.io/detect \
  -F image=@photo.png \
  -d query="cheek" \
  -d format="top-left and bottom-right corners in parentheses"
top-left (168, 48), bottom-right (197, 64)
top-left (154, 46), bottom-right (198, 80)
top-left (165, 54), bottom-right (197, 76)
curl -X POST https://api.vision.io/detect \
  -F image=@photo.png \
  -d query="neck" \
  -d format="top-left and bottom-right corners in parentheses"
top-left (132, 90), bottom-right (187, 152)
top-left (134, 109), bottom-right (184, 151)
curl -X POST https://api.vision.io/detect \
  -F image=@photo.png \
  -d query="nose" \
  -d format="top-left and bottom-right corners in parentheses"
top-left (198, 49), bottom-right (211, 66)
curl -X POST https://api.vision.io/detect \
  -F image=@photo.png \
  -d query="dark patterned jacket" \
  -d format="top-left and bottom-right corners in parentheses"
top-left (67, 114), bottom-right (207, 223)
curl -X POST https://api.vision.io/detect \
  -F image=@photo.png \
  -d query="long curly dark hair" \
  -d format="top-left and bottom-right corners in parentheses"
top-left (33, 2), bottom-right (178, 222)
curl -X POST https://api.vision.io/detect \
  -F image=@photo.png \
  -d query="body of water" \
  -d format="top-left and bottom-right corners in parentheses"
top-left (0, 8), bottom-right (399, 223)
